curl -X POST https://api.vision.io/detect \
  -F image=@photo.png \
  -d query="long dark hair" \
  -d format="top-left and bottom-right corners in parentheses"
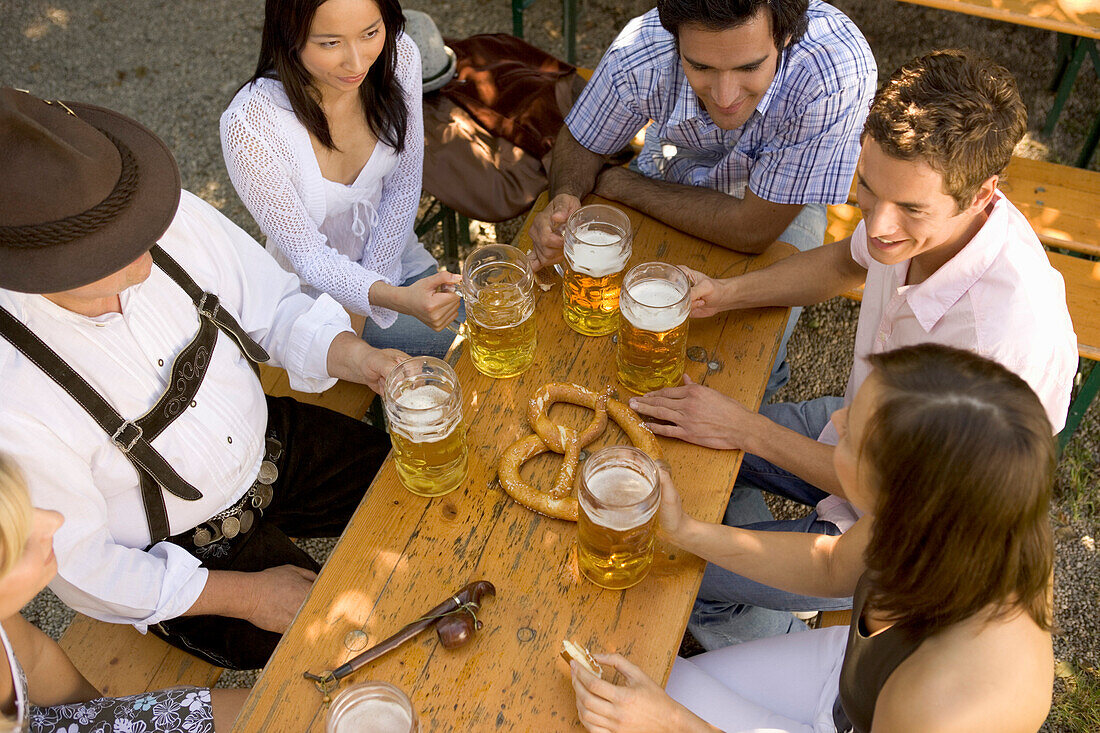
top-left (861, 344), bottom-right (1054, 638)
top-left (249, 0), bottom-right (408, 153)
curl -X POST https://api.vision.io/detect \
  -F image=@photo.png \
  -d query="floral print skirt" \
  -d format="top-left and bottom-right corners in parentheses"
top-left (28, 687), bottom-right (213, 733)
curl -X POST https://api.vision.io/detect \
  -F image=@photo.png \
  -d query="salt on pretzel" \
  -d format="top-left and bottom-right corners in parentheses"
top-left (498, 383), bottom-right (663, 521)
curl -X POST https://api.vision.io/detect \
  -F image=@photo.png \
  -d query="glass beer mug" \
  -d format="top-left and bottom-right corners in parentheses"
top-left (384, 356), bottom-right (468, 497)
top-left (617, 262), bottom-right (691, 395)
top-left (326, 681), bottom-right (419, 733)
top-left (577, 446), bottom-right (660, 590)
top-left (462, 244), bottom-right (537, 378)
top-left (561, 205), bottom-right (633, 336)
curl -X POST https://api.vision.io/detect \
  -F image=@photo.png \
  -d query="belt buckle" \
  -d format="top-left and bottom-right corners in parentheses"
top-left (111, 421), bottom-right (143, 453)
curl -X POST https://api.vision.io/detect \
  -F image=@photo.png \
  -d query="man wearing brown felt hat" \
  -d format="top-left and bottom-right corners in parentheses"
top-left (0, 88), bottom-right (409, 670)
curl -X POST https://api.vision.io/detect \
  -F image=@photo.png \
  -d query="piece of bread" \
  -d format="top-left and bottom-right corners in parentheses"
top-left (561, 639), bottom-right (603, 678)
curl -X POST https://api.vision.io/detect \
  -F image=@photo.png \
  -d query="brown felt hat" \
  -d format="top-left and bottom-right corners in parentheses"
top-left (0, 87), bottom-right (181, 294)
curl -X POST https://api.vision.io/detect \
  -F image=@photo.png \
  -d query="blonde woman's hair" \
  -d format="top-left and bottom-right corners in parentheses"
top-left (0, 455), bottom-right (33, 579)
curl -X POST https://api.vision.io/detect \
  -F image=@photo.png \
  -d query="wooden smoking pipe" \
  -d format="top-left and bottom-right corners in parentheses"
top-left (305, 580), bottom-right (496, 684)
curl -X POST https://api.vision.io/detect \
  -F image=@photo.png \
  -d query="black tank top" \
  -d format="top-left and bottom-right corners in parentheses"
top-left (834, 575), bottom-right (933, 732)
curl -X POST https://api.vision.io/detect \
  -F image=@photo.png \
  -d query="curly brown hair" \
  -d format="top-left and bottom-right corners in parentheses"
top-left (864, 49), bottom-right (1027, 211)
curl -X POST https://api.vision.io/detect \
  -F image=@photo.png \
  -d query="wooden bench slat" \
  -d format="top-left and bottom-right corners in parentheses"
top-left (817, 609), bottom-right (853, 629)
top-left (1049, 250), bottom-right (1100, 361)
top-left (59, 614), bottom-right (222, 696)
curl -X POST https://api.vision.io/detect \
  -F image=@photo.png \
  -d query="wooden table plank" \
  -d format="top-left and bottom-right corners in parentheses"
top-left (233, 195), bottom-right (794, 732)
top-left (895, 0), bottom-right (1100, 38)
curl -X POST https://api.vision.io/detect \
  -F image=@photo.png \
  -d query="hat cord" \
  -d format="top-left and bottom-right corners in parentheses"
top-left (0, 130), bottom-right (140, 249)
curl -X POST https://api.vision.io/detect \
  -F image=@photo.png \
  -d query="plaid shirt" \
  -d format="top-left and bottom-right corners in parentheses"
top-left (565, 1), bottom-right (876, 206)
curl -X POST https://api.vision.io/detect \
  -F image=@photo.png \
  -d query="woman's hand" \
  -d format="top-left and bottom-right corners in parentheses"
top-left (655, 463), bottom-right (687, 543)
top-left (397, 271), bottom-right (463, 331)
top-left (571, 653), bottom-right (713, 733)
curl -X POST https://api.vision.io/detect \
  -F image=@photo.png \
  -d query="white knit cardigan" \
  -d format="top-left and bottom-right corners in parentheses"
top-left (220, 34), bottom-right (425, 328)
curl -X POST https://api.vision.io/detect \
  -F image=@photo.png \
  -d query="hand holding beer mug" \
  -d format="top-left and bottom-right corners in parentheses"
top-left (462, 244), bottom-right (537, 378)
top-left (562, 205), bottom-right (633, 336)
top-left (384, 357), bottom-right (468, 497)
top-left (617, 263), bottom-right (691, 395)
top-left (326, 681), bottom-right (419, 733)
top-left (577, 446), bottom-right (660, 589)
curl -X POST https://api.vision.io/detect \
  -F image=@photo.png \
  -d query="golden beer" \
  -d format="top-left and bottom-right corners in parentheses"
top-left (562, 206), bottom-right (633, 336)
top-left (617, 264), bottom-right (691, 394)
top-left (466, 283), bottom-right (536, 378)
top-left (389, 418), bottom-right (468, 497)
top-left (577, 446), bottom-right (660, 590)
top-left (384, 359), bottom-right (468, 497)
top-left (562, 266), bottom-right (625, 336)
top-left (462, 245), bottom-right (537, 378)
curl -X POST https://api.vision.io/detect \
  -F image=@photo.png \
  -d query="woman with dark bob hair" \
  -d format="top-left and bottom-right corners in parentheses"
top-left (570, 343), bottom-right (1054, 732)
top-left (222, 0), bottom-right (462, 360)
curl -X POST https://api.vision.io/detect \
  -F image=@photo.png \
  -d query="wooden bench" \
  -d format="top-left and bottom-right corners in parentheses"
top-left (59, 315), bottom-right (379, 694)
top-left (826, 158), bottom-right (1100, 450)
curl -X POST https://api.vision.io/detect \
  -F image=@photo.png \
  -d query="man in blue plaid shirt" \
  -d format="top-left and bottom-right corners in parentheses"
top-left (530, 0), bottom-right (876, 395)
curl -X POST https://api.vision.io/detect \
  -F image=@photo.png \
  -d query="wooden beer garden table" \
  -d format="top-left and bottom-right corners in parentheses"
top-left (233, 193), bottom-right (795, 732)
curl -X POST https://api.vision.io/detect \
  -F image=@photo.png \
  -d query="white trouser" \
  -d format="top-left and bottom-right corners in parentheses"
top-left (666, 625), bottom-right (848, 733)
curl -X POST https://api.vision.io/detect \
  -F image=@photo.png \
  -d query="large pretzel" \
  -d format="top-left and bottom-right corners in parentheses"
top-left (498, 383), bottom-right (663, 521)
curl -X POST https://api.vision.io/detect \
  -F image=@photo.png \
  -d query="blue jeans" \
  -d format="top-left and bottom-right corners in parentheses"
top-left (764, 203), bottom-right (827, 402)
top-left (689, 396), bottom-right (851, 651)
top-left (360, 265), bottom-right (466, 361)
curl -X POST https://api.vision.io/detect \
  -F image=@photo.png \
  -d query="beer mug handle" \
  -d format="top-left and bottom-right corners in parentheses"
top-left (552, 263), bottom-right (566, 279)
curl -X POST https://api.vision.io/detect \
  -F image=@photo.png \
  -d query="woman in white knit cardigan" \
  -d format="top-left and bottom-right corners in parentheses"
top-left (221, 0), bottom-right (463, 360)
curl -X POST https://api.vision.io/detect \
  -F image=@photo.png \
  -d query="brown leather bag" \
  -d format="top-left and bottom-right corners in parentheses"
top-left (422, 34), bottom-right (586, 221)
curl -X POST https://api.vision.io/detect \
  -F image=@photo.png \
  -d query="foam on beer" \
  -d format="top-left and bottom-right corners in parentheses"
top-left (567, 223), bottom-right (630, 277)
top-left (621, 279), bottom-right (688, 332)
top-left (330, 698), bottom-right (413, 733)
top-left (583, 465), bottom-right (658, 530)
top-left (392, 384), bottom-right (456, 441)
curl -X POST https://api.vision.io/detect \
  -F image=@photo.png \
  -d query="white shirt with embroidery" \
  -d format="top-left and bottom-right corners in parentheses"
top-left (220, 33), bottom-right (434, 330)
top-left (0, 191), bottom-right (352, 631)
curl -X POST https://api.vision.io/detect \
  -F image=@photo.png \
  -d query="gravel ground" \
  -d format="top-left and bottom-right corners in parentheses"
top-left (3, 0), bottom-right (1098, 727)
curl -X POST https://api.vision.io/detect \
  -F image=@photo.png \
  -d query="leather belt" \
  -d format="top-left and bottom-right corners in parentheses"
top-left (192, 436), bottom-right (282, 547)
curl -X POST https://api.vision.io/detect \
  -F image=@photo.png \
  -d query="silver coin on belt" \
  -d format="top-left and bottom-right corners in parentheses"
top-left (193, 459), bottom-right (278, 547)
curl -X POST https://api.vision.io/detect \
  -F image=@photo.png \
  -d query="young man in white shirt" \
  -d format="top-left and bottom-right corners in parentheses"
top-left (528, 0), bottom-right (876, 396)
top-left (0, 88), bottom-right (408, 669)
top-left (630, 50), bottom-right (1078, 649)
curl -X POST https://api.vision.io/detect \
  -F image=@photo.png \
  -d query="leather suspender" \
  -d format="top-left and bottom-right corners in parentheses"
top-left (0, 246), bottom-right (270, 542)
top-left (149, 246), bottom-right (269, 374)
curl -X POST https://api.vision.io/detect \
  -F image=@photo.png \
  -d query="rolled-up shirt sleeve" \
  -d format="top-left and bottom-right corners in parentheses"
top-left (166, 191), bottom-right (352, 393)
top-left (0, 419), bottom-right (208, 631)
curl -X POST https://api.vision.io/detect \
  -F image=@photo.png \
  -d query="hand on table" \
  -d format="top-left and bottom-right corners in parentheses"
top-left (244, 565), bottom-right (318, 634)
top-left (629, 375), bottom-right (758, 451)
top-left (571, 653), bottom-right (704, 733)
top-left (529, 193), bottom-right (580, 272)
top-left (678, 266), bottom-right (732, 319)
top-left (397, 271), bottom-right (463, 331)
